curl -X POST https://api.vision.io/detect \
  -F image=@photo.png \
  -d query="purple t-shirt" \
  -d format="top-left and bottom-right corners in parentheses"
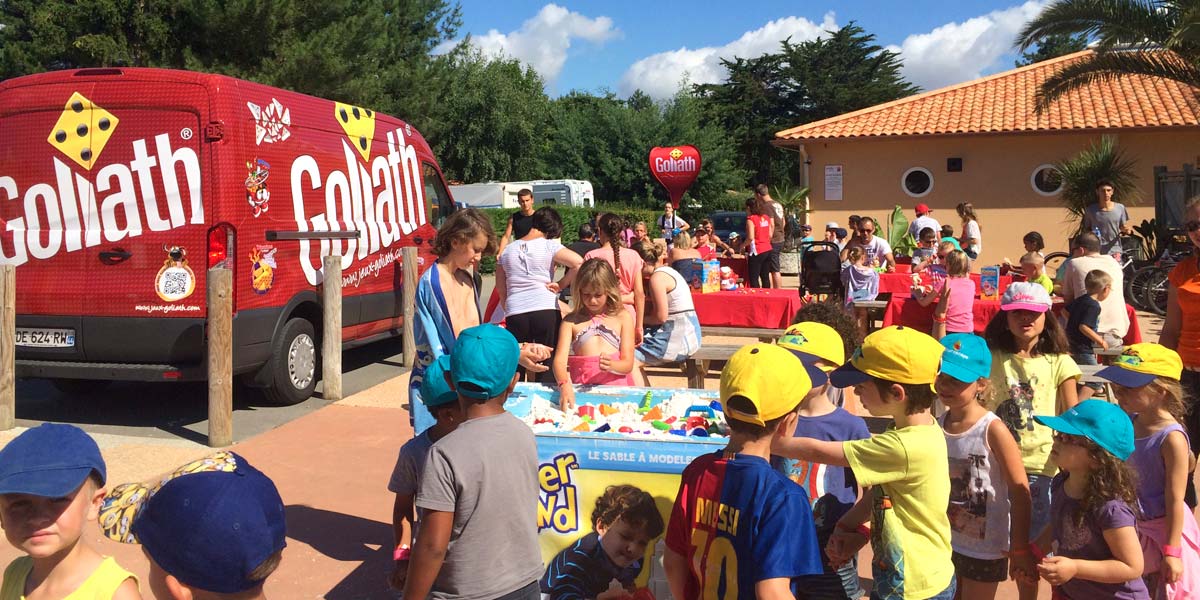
top-left (1129, 423), bottom-right (1189, 519)
top-left (773, 408), bottom-right (871, 533)
top-left (1050, 474), bottom-right (1149, 600)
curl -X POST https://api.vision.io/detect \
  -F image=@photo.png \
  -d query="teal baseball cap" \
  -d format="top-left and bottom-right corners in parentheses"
top-left (1033, 399), bottom-right (1134, 460)
top-left (450, 324), bottom-right (519, 400)
top-left (420, 355), bottom-right (457, 408)
top-left (938, 333), bottom-right (991, 383)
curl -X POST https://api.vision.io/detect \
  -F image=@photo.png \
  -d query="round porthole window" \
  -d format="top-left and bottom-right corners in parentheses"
top-left (1031, 164), bottom-right (1062, 196)
top-left (902, 167), bottom-right (933, 198)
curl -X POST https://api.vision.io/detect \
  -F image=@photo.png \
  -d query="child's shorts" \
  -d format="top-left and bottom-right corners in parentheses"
top-left (951, 552), bottom-right (1007, 583)
top-left (567, 355), bottom-right (634, 386)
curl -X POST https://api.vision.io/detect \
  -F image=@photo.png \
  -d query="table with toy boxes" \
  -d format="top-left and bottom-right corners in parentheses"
top-left (415, 381), bottom-right (731, 599)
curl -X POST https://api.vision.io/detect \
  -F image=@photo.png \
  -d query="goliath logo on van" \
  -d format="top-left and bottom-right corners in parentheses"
top-left (290, 126), bottom-right (426, 286)
top-left (0, 131), bottom-right (203, 267)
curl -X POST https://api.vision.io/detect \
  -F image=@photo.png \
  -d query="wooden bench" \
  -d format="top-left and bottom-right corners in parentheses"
top-left (680, 344), bottom-right (742, 389)
top-left (1078, 364), bottom-right (1114, 400)
top-left (700, 326), bottom-right (786, 342)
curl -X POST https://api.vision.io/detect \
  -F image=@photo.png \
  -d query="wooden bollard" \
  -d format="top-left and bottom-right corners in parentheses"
top-left (0, 265), bottom-right (14, 430)
top-left (402, 247), bottom-right (418, 367)
top-left (206, 267), bottom-right (233, 447)
top-left (322, 255), bottom-right (343, 402)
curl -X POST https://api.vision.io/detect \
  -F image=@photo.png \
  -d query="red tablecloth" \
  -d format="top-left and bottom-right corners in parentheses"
top-left (882, 297), bottom-right (1142, 344)
top-left (691, 288), bottom-right (803, 328)
top-left (878, 272), bottom-right (1014, 297)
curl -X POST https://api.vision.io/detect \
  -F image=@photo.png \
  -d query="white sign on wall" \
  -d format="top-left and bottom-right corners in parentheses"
top-left (825, 165), bottom-right (843, 201)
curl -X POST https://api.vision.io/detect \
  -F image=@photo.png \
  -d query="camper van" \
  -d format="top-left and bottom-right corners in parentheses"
top-left (0, 67), bottom-right (455, 404)
top-left (529, 179), bottom-right (593, 208)
top-left (450, 179), bottom-right (594, 209)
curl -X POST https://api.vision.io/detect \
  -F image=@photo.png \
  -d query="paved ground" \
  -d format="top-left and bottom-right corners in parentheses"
top-left (0, 274), bottom-right (1179, 599)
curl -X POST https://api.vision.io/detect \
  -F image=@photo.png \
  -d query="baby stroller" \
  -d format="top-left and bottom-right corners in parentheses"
top-left (799, 241), bottom-right (843, 301)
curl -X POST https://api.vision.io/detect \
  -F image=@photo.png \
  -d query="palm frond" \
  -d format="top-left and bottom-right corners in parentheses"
top-left (1054, 136), bottom-right (1140, 233)
top-left (1034, 49), bottom-right (1200, 111)
top-left (1165, 1), bottom-right (1200, 52)
top-left (1016, 0), bottom-right (1172, 51)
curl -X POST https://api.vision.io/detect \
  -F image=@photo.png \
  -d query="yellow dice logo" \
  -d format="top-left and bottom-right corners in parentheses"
top-left (670, 148), bottom-right (682, 159)
top-left (334, 102), bottom-right (376, 162)
top-left (47, 92), bottom-right (118, 170)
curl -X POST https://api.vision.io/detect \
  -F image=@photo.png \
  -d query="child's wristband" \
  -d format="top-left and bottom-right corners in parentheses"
top-left (1030, 543), bottom-right (1047, 562)
top-left (394, 544), bottom-right (411, 561)
top-left (1007, 546), bottom-right (1030, 556)
top-left (933, 313), bottom-right (948, 323)
top-left (1162, 545), bottom-right (1182, 558)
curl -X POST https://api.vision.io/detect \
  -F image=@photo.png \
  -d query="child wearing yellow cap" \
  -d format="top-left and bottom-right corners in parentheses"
top-left (773, 322), bottom-right (870, 599)
top-left (663, 343), bottom-right (826, 598)
top-left (771, 325), bottom-right (955, 599)
top-left (1096, 343), bottom-right (1200, 599)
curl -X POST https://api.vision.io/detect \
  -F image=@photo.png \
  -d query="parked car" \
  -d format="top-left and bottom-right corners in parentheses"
top-left (708, 211), bottom-right (747, 244)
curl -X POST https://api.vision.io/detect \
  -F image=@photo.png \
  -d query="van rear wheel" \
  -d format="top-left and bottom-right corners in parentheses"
top-left (263, 318), bottom-right (318, 406)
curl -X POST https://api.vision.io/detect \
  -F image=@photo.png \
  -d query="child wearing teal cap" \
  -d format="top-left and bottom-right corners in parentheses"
top-left (1031, 400), bottom-right (1149, 599)
top-left (936, 333), bottom-right (1033, 599)
top-left (388, 355), bottom-right (463, 591)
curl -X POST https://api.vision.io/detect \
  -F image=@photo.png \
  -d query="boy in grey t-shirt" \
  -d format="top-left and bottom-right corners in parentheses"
top-left (405, 325), bottom-right (542, 600)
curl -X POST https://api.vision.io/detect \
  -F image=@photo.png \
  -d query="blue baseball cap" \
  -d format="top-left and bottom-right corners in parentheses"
top-left (938, 333), bottom-right (992, 383)
top-left (420, 355), bottom-right (458, 408)
top-left (100, 452), bottom-right (286, 594)
top-left (451, 324), bottom-right (519, 400)
top-left (0, 423), bottom-right (106, 497)
top-left (1033, 399), bottom-right (1134, 460)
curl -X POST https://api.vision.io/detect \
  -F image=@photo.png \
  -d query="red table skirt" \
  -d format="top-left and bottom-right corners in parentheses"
top-left (719, 256), bottom-right (748, 281)
top-left (691, 288), bottom-right (804, 329)
top-left (878, 272), bottom-right (1015, 297)
top-left (881, 297), bottom-right (1142, 344)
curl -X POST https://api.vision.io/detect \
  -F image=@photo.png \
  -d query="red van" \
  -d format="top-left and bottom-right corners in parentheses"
top-left (0, 68), bottom-right (453, 404)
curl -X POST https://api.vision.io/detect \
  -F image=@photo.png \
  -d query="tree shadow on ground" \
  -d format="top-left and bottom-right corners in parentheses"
top-left (285, 504), bottom-right (396, 599)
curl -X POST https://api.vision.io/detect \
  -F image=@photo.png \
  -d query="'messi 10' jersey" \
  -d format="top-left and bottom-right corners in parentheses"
top-left (666, 451), bottom-right (822, 599)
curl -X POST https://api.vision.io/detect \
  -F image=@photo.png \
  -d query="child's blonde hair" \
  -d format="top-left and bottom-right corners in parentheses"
top-left (945, 250), bottom-right (969, 276)
top-left (1085, 269), bottom-right (1112, 295)
top-left (937, 241), bottom-right (957, 257)
top-left (673, 231), bottom-right (694, 250)
top-left (1020, 252), bottom-right (1044, 268)
top-left (847, 247), bottom-right (865, 264)
top-left (571, 259), bottom-right (623, 317)
top-left (1153, 375), bottom-right (1190, 429)
top-left (591, 484), bottom-right (665, 538)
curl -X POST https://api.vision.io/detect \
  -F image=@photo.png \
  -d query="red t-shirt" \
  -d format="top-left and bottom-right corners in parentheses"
top-left (1169, 257), bottom-right (1200, 366)
top-left (749, 215), bottom-right (772, 253)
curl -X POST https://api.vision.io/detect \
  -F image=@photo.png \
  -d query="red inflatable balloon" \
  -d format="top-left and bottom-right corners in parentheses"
top-left (649, 145), bottom-right (701, 208)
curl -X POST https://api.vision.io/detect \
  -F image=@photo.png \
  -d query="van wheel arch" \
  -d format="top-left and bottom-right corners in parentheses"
top-left (242, 292), bottom-right (324, 401)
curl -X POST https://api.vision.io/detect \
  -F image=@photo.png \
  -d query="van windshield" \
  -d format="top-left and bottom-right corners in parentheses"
top-left (713, 214), bottom-right (745, 230)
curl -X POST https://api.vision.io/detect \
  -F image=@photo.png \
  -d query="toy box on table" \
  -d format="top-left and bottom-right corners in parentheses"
top-left (414, 382), bottom-right (726, 598)
top-left (689, 258), bottom-right (722, 293)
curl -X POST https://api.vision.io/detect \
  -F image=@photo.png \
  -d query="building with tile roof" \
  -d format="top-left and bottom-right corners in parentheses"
top-left (773, 49), bottom-right (1200, 266)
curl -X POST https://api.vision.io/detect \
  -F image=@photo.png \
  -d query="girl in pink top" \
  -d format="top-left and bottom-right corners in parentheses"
top-left (745, 198), bottom-right (775, 288)
top-left (915, 249), bottom-right (975, 339)
top-left (584, 213), bottom-right (645, 344)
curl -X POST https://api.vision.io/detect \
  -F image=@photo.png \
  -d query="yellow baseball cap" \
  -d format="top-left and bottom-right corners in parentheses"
top-left (829, 326), bottom-right (944, 388)
top-left (720, 343), bottom-right (823, 426)
top-left (777, 322), bottom-right (845, 369)
top-left (1096, 343), bottom-right (1182, 387)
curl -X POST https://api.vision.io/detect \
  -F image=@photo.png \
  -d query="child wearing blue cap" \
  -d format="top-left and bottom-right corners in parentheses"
top-left (0, 423), bottom-right (140, 599)
top-left (389, 355), bottom-right (464, 590)
top-left (405, 324), bottom-right (543, 600)
top-left (936, 333), bottom-right (1034, 599)
top-left (1031, 400), bottom-right (1149, 599)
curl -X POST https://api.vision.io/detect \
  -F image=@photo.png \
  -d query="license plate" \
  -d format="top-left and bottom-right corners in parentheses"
top-left (15, 328), bottom-right (75, 348)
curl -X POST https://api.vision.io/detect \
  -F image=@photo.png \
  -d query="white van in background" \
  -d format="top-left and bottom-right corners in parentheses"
top-left (450, 179), bottom-right (593, 209)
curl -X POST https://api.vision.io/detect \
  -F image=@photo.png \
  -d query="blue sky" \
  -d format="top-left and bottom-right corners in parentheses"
top-left (442, 1), bottom-right (1056, 99)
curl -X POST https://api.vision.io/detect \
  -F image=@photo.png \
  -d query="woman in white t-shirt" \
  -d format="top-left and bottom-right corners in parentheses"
top-left (957, 202), bottom-right (983, 260)
top-left (496, 206), bottom-right (583, 382)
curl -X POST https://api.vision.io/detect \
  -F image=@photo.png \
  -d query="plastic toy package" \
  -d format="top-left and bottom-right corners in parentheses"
top-left (521, 389), bottom-right (729, 440)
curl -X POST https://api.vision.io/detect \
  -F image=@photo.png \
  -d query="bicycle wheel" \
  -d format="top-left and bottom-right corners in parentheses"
top-left (1044, 252), bottom-right (1069, 279)
top-left (1143, 267), bottom-right (1170, 316)
top-left (1125, 266), bottom-right (1156, 311)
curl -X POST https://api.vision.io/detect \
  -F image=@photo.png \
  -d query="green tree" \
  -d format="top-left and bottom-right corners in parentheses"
top-left (1015, 33), bottom-right (1089, 66)
top-left (426, 50), bottom-right (551, 183)
top-left (1053, 135), bottom-right (1140, 233)
top-left (1016, 0), bottom-right (1200, 111)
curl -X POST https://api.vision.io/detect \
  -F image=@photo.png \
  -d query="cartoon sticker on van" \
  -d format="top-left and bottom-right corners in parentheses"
top-left (246, 98), bottom-right (291, 145)
top-left (245, 158), bottom-right (270, 217)
top-left (249, 245), bottom-right (277, 294)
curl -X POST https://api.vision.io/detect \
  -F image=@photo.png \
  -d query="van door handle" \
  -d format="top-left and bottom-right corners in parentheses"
top-left (99, 249), bottom-right (132, 264)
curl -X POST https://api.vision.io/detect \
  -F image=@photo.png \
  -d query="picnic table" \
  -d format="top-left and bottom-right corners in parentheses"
top-left (877, 272), bottom-right (1015, 297)
top-left (882, 296), bottom-right (1143, 344)
top-left (690, 288), bottom-right (804, 329)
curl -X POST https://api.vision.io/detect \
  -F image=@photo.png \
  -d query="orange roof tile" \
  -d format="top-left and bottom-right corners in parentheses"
top-left (774, 50), bottom-right (1200, 142)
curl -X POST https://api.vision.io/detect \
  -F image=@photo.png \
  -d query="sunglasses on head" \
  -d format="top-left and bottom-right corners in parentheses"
top-left (1187, 221), bottom-right (1200, 233)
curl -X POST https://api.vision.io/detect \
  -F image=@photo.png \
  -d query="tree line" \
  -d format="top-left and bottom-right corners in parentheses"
top-left (0, 1), bottom-right (1087, 208)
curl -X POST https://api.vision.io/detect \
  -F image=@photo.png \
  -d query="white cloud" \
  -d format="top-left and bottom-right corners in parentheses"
top-left (438, 4), bottom-right (619, 87)
top-left (888, 1), bottom-right (1049, 91)
top-left (619, 13), bottom-right (839, 99)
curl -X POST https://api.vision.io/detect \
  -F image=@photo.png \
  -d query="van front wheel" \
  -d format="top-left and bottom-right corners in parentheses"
top-left (263, 318), bottom-right (318, 405)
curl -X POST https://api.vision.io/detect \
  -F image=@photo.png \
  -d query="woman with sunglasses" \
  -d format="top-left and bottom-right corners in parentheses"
top-left (1158, 196), bottom-right (1200, 506)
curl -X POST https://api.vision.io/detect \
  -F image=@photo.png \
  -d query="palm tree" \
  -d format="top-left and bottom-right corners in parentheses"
top-left (1016, 0), bottom-right (1200, 111)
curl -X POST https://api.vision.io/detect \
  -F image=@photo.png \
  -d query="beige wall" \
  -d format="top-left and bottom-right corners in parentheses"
top-left (799, 129), bottom-right (1200, 266)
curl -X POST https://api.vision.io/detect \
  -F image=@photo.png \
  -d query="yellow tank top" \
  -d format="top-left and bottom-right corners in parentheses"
top-left (0, 556), bottom-right (137, 599)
